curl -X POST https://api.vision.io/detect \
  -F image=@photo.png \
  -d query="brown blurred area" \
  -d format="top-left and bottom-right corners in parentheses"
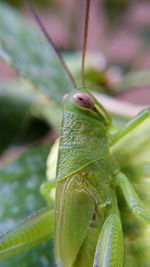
top-left (1, 0), bottom-right (150, 104)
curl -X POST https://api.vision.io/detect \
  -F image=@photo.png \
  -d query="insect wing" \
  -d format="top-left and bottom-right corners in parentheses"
top-left (55, 175), bottom-right (95, 267)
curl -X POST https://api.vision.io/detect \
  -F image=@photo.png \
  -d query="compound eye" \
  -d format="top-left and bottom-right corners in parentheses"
top-left (72, 92), bottom-right (95, 109)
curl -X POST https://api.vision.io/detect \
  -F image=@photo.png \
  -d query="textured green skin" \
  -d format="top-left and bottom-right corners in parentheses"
top-left (0, 92), bottom-right (149, 266)
top-left (55, 92), bottom-right (124, 267)
top-left (57, 96), bottom-right (109, 181)
top-left (0, 3), bottom-right (149, 266)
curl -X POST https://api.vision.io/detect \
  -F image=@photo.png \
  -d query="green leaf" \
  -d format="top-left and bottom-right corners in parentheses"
top-left (112, 118), bottom-right (150, 267)
top-left (112, 118), bottom-right (150, 180)
top-left (0, 79), bottom-right (63, 152)
top-left (0, 144), bottom-right (56, 266)
top-left (0, 144), bottom-right (50, 221)
top-left (117, 70), bottom-right (150, 93)
top-left (0, 3), bottom-right (74, 103)
top-left (112, 117), bottom-right (150, 209)
top-left (0, 82), bottom-right (34, 153)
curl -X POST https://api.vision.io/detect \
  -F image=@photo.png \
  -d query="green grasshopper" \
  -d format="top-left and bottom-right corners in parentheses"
top-left (0, 0), bottom-right (150, 266)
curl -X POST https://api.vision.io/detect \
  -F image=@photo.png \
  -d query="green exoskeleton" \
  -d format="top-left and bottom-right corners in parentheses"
top-left (53, 1), bottom-right (150, 266)
top-left (0, 0), bottom-right (150, 266)
top-left (55, 88), bottom-right (124, 267)
top-left (54, 87), bottom-right (150, 267)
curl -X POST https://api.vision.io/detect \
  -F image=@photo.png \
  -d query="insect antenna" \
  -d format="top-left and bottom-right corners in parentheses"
top-left (81, 0), bottom-right (91, 88)
top-left (22, 0), bottom-right (76, 88)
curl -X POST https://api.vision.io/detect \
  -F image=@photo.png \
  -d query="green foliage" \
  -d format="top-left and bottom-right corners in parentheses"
top-left (0, 3), bottom-right (73, 103)
top-left (112, 119), bottom-right (150, 266)
top-left (4, 0), bottom-right (55, 9)
top-left (104, 0), bottom-right (129, 23)
top-left (0, 2), bottom-right (149, 267)
top-left (0, 145), bottom-right (56, 266)
top-left (0, 82), bottom-right (34, 152)
top-left (0, 145), bottom-right (49, 227)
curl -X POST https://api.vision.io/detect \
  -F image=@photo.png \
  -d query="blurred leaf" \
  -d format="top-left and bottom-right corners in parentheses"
top-left (0, 82), bottom-right (34, 153)
top-left (0, 79), bottom-right (63, 152)
top-left (64, 52), bottom-right (109, 92)
top-left (4, 0), bottom-right (55, 8)
top-left (117, 70), bottom-right (150, 92)
top-left (0, 3), bottom-right (74, 103)
top-left (112, 118), bottom-right (150, 179)
top-left (112, 116), bottom-right (150, 211)
top-left (0, 144), bottom-right (49, 229)
top-left (112, 117), bottom-right (150, 267)
top-left (0, 144), bottom-right (56, 266)
top-left (104, 0), bottom-right (129, 23)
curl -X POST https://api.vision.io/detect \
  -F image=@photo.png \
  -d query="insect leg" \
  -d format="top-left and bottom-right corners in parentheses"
top-left (115, 172), bottom-right (150, 223)
top-left (0, 206), bottom-right (53, 260)
top-left (109, 108), bottom-right (150, 146)
top-left (93, 213), bottom-right (124, 267)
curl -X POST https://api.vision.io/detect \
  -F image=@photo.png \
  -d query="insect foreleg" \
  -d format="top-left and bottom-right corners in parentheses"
top-left (115, 172), bottom-right (150, 223)
top-left (109, 108), bottom-right (150, 146)
top-left (93, 213), bottom-right (124, 267)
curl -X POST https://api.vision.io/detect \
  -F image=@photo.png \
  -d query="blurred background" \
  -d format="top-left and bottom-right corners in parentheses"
top-left (1, 0), bottom-right (150, 104)
top-left (0, 1), bottom-right (150, 267)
